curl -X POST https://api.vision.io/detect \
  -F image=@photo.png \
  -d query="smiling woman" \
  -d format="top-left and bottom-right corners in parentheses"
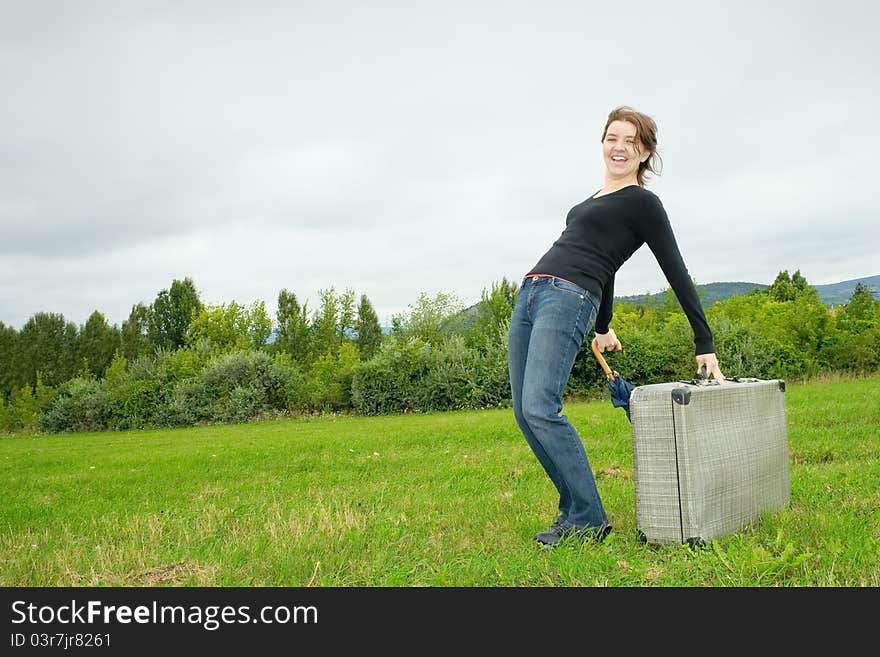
top-left (600, 107), bottom-right (662, 188)
top-left (507, 104), bottom-right (724, 547)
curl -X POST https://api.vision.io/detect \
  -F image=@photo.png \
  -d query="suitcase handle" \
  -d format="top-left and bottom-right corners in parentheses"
top-left (679, 365), bottom-right (718, 386)
top-left (681, 366), bottom-right (722, 386)
top-left (591, 337), bottom-right (621, 381)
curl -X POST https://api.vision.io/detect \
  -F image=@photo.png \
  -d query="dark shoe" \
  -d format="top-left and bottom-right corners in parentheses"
top-left (533, 520), bottom-right (566, 545)
top-left (574, 523), bottom-right (613, 544)
top-left (534, 522), bottom-right (613, 546)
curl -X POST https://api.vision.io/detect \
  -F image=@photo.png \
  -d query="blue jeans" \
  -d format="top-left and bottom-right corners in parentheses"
top-left (507, 275), bottom-right (608, 530)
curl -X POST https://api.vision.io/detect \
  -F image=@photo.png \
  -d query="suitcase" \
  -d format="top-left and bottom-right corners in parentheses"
top-left (628, 376), bottom-right (790, 546)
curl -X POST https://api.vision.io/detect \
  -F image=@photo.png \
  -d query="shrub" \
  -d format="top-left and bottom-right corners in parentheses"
top-left (351, 338), bottom-right (431, 415)
top-left (41, 378), bottom-right (112, 434)
top-left (104, 352), bottom-right (165, 430)
top-left (159, 378), bottom-right (212, 427)
top-left (304, 342), bottom-right (361, 412)
top-left (353, 327), bottom-right (512, 415)
top-left (470, 321), bottom-right (512, 408)
top-left (270, 351), bottom-right (308, 412)
top-left (0, 375), bottom-right (56, 434)
top-left (167, 350), bottom-right (301, 425)
top-left (413, 336), bottom-right (476, 411)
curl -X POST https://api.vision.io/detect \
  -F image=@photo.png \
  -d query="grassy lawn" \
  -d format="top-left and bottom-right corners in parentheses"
top-left (2, 374), bottom-right (878, 586)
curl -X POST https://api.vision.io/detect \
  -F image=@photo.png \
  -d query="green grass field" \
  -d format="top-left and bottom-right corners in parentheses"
top-left (2, 374), bottom-right (878, 586)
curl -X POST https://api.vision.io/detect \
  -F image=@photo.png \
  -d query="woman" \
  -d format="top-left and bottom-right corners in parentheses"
top-left (508, 105), bottom-right (725, 546)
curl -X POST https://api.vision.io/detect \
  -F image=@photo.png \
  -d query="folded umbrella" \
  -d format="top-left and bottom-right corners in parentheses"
top-left (591, 337), bottom-right (635, 421)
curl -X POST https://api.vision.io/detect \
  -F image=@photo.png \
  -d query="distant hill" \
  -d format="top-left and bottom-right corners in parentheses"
top-left (812, 275), bottom-right (880, 306)
top-left (617, 275), bottom-right (880, 308)
top-left (617, 281), bottom-right (767, 307)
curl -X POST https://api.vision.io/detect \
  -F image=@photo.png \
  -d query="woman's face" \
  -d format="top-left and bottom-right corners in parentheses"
top-left (602, 120), bottom-right (650, 182)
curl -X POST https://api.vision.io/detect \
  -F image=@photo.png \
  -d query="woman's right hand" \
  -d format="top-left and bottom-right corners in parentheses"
top-left (595, 328), bottom-right (622, 352)
top-left (696, 352), bottom-right (725, 382)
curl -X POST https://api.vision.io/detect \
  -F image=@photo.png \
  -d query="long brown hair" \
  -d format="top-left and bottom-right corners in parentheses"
top-left (601, 105), bottom-right (663, 186)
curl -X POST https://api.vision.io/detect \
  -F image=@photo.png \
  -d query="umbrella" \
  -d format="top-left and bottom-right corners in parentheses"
top-left (591, 337), bottom-right (635, 421)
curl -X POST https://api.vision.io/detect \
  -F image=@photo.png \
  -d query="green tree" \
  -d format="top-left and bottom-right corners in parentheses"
top-left (0, 371), bottom-right (56, 433)
top-left (188, 300), bottom-right (273, 352)
top-left (121, 303), bottom-right (152, 361)
top-left (466, 277), bottom-right (518, 351)
top-left (391, 291), bottom-right (464, 345)
top-left (248, 301), bottom-right (273, 350)
top-left (78, 311), bottom-right (122, 378)
top-left (148, 277), bottom-right (203, 350)
top-left (356, 294), bottom-right (383, 360)
top-left (310, 287), bottom-right (357, 357)
top-left (311, 287), bottom-right (340, 357)
top-left (274, 289), bottom-right (312, 361)
top-left (766, 270), bottom-right (795, 302)
top-left (829, 283), bottom-right (880, 371)
top-left (791, 270), bottom-right (812, 295)
top-left (18, 312), bottom-right (79, 388)
top-left (0, 322), bottom-right (22, 398)
top-left (766, 269), bottom-right (815, 303)
top-left (338, 288), bottom-right (357, 342)
top-left (836, 282), bottom-right (879, 334)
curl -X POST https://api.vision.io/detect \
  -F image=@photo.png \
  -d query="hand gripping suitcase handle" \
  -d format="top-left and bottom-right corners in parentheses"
top-left (591, 337), bottom-right (621, 381)
top-left (682, 364), bottom-right (720, 386)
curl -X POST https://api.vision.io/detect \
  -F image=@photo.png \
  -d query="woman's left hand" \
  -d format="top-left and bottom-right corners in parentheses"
top-left (696, 353), bottom-right (725, 382)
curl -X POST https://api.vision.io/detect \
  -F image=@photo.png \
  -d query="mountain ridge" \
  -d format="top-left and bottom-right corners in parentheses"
top-left (615, 274), bottom-right (880, 307)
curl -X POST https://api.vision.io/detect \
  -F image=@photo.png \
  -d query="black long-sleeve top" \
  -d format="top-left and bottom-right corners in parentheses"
top-left (526, 184), bottom-right (715, 355)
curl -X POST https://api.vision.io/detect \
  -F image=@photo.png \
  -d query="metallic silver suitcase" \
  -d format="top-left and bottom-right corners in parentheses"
top-left (629, 377), bottom-right (790, 546)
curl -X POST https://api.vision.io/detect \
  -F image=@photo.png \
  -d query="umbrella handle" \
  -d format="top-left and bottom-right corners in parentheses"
top-left (591, 337), bottom-right (620, 381)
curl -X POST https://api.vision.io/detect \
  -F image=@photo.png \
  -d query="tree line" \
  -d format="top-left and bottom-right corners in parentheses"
top-left (1, 270), bottom-right (878, 435)
top-left (0, 277), bottom-right (384, 395)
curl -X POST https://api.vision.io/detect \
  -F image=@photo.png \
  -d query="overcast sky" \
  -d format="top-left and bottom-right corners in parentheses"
top-left (1, 0), bottom-right (877, 330)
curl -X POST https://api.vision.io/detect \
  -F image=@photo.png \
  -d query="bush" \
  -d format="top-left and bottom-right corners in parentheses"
top-left (0, 376), bottom-right (56, 434)
top-left (159, 378), bottom-right (212, 427)
top-left (271, 351), bottom-right (308, 412)
top-left (352, 327), bottom-right (512, 415)
top-left (104, 352), bottom-right (165, 430)
top-left (820, 326), bottom-right (880, 374)
top-left (417, 331), bottom-right (512, 411)
top-left (412, 336), bottom-right (477, 411)
top-left (470, 322), bottom-right (512, 408)
top-left (40, 347), bottom-right (304, 432)
top-left (351, 338), bottom-right (431, 415)
top-left (711, 318), bottom-right (783, 379)
top-left (707, 292), bottom-right (832, 380)
top-left (161, 350), bottom-right (302, 426)
top-left (41, 378), bottom-right (112, 434)
top-left (304, 342), bottom-right (361, 412)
